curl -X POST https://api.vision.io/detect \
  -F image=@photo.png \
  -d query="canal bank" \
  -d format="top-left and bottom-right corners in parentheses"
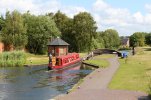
top-left (53, 56), bottom-right (147, 100)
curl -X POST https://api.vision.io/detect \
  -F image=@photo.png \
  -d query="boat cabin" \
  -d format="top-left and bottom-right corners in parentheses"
top-left (47, 37), bottom-right (80, 69)
top-left (47, 37), bottom-right (69, 57)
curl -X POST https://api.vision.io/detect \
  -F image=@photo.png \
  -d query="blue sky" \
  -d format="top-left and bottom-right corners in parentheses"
top-left (0, 0), bottom-right (151, 36)
top-left (59, 0), bottom-right (151, 13)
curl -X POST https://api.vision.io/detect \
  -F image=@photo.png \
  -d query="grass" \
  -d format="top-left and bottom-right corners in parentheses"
top-left (109, 47), bottom-right (151, 93)
top-left (79, 53), bottom-right (87, 58)
top-left (84, 59), bottom-right (109, 68)
top-left (25, 53), bottom-right (48, 65)
top-left (83, 54), bottom-right (115, 68)
top-left (94, 54), bottom-right (115, 59)
top-left (0, 51), bottom-right (26, 67)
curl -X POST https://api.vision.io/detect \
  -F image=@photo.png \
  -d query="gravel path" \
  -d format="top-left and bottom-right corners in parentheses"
top-left (53, 56), bottom-right (148, 100)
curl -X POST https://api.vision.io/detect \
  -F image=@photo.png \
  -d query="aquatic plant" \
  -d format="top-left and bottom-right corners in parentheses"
top-left (0, 51), bottom-right (26, 67)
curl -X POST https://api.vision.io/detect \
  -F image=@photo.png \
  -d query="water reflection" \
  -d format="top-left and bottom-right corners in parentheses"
top-left (0, 64), bottom-right (93, 100)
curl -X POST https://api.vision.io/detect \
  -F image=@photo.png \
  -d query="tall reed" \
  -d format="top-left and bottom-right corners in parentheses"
top-left (0, 51), bottom-right (26, 67)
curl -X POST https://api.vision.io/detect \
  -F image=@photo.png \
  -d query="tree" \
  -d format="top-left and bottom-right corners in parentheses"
top-left (130, 32), bottom-right (147, 47)
top-left (53, 11), bottom-right (69, 34)
top-left (53, 11), bottom-right (74, 51)
top-left (0, 15), bottom-right (4, 31)
top-left (1, 10), bottom-right (27, 50)
top-left (100, 29), bottom-right (120, 49)
top-left (73, 12), bottom-right (97, 52)
top-left (91, 32), bottom-right (105, 49)
top-left (145, 33), bottom-right (151, 46)
top-left (23, 12), bottom-right (60, 54)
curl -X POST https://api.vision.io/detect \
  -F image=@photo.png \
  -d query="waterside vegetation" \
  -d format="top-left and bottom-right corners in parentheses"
top-left (25, 53), bottom-right (48, 65)
top-left (0, 51), bottom-right (26, 67)
top-left (83, 54), bottom-right (115, 68)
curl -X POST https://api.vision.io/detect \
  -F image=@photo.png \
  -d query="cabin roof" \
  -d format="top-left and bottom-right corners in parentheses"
top-left (47, 37), bottom-right (69, 46)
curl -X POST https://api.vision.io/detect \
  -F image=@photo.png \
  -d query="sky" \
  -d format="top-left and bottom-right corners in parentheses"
top-left (0, 0), bottom-right (151, 36)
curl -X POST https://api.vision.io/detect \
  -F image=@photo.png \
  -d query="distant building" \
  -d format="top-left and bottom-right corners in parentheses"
top-left (121, 38), bottom-right (129, 47)
top-left (0, 41), bottom-right (4, 53)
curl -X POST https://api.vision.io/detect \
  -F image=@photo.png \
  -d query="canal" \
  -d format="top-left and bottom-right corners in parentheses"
top-left (0, 64), bottom-right (93, 100)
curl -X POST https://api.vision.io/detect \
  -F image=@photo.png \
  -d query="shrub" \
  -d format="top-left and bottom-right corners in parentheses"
top-left (0, 51), bottom-right (26, 67)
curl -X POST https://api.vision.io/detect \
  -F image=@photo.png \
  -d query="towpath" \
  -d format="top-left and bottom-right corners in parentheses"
top-left (53, 56), bottom-right (148, 100)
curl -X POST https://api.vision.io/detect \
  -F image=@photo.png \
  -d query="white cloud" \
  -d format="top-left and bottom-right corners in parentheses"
top-left (0, 0), bottom-right (151, 36)
top-left (133, 12), bottom-right (144, 24)
top-left (92, 0), bottom-right (151, 35)
top-left (145, 4), bottom-right (151, 13)
top-left (61, 6), bottom-right (87, 18)
top-left (144, 13), bottom-right (151, 25)
top-left (0, 0), bottom-right (61, 15)
top-left (93, 0), bottom-right (109, 11)
top-left (0, 0), bottom-right (86, 18)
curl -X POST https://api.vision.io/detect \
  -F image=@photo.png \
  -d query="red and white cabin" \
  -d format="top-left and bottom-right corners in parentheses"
top-left (47, 37), bottom-right (81, 70)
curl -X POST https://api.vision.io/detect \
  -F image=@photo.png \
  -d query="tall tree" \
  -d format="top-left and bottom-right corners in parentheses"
top-left (73, 12), bottom-right (97, 52)
top-left (145, 33), bottom-right (151, 46)
top-left (100, 29), bottom-right (120, 49)
top-left (53, 11), bottom-right (74, 51)
top-left (23, 12), bottom-right (60, 54)
top-left (130, 32), bottom-right (147, 47)
top-left (91, 32), bottom-right (105, 49)
top-left (53, 11), bottom-right (69, 33)
top-left (0, 15), bottom-right (4, 31)
top-left (1, 10), bottom-right (27, 50)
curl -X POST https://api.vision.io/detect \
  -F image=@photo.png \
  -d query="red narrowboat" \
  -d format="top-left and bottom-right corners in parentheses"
top-left (47, 37), bottom-right (81, 70)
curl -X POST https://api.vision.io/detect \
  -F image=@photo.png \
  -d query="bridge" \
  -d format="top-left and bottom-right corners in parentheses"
top-left (82, 49), bottom-right (122, 61)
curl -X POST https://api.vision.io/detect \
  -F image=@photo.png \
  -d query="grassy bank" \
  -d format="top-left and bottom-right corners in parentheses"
top-left (83, 54), bottom-right (115, 68)
top-left (84, 59), bottom-right (109, 68)
top-left (25, 53), bottom-right (48, 65)
top-left (79, 53), bottom-right (87, 58)
top-left (109, 47), bottom-right (151, 93)
top-left (0, 51), bottom-right (26, 67)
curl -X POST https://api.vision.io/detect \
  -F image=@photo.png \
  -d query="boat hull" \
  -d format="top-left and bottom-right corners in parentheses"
top-left (48, 53), bottom-right (81, 70)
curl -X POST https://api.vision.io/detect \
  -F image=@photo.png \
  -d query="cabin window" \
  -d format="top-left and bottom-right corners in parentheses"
top-left (56, 58), bottom-right (62, 66)
top-left (59, 48), bottom-right (64, 55)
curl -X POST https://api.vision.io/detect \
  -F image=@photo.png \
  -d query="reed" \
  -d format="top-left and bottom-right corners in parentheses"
top-left (0, 51), bottom-right (26, 67)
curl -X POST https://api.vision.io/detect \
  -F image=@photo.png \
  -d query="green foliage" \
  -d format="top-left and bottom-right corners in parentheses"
top-left (100, 29), bottom-right (120, 49)
top-left (0, 51), bottom-right (26, 67)
top-left (84, 59), bottom-right (109, 68)
top-left (118, 46), bottom-right (131, 50)
top-left (73, 12), bottom-right (97, 52)
top-left (0, 15), bottom-right (4, 31)
top-left (91, 37), bottom-right (104, 49)
top-left (1, 10), bottom-right (27, 50)
top-left (53, 11), bottom-right (74, 51)
top-left (130, 32), bottom-right (147, 47)
top-left (84, 54), bottom-right (114, 68)
top-left (53, 11), bottom-right (70, 34)
top-left (23, 12), bottom-right (60, 54)
top-left (145, 33), bottom-right (151, 46)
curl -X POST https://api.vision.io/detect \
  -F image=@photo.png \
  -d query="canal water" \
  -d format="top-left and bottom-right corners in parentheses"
top-left (0, 64), bottom-right (93, 100)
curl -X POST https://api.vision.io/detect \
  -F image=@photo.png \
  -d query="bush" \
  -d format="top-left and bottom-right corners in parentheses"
top-left (0, 51), bottom-right (26, 67)
top-left (118, 46), bottom-right (131, 50)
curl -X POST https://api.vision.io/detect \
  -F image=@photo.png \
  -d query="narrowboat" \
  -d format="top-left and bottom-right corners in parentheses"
top-left (47, 37), bottom-right (81, 70)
